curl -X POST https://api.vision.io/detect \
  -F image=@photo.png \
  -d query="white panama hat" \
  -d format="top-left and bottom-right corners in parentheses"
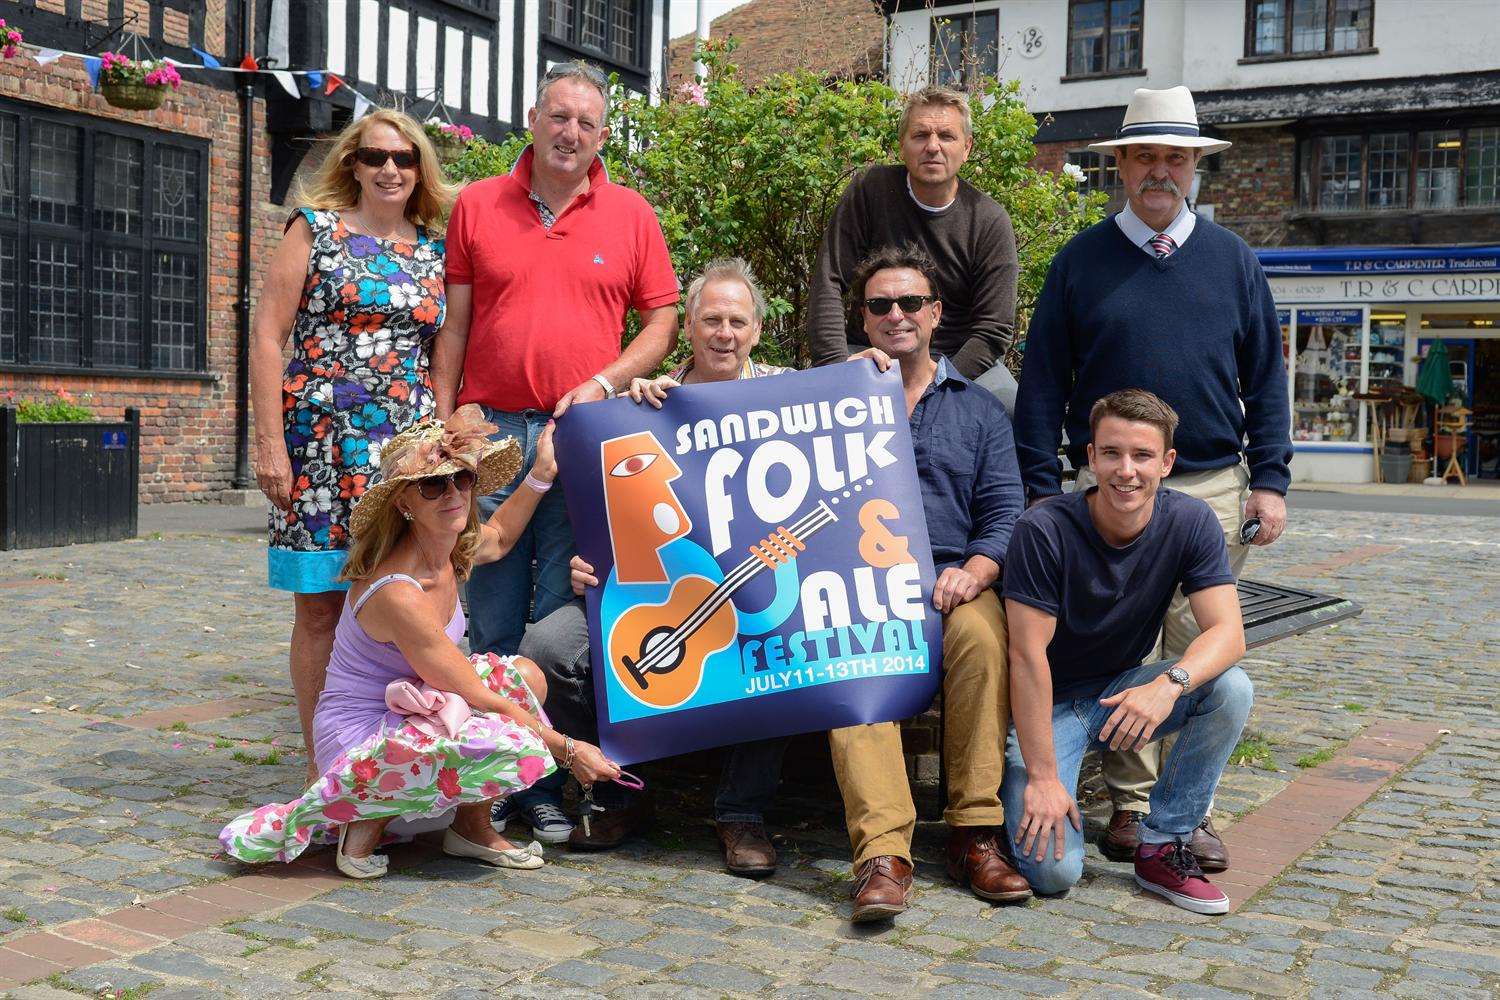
top-left (1087, 86), bottom-right (1231, 156)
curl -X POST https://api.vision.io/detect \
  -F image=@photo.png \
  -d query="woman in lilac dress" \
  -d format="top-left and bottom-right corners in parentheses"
top-left (222, 407), bottom-right (620, 878)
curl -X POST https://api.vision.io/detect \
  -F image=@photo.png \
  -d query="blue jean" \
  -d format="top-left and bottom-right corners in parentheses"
top-left (1000, 659), bottom-right (1253, 895)
top-left (466, 407), bottom-right (574, 658)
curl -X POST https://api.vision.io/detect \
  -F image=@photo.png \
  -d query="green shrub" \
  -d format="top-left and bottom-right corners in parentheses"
top-left (448, 39), bottom-right (1104, 370)
top-left (10, 389), bottom-right (96, 423)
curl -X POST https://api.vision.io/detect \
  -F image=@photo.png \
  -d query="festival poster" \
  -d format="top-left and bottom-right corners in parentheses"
top-left (553, 362), bottom-right (944, 765)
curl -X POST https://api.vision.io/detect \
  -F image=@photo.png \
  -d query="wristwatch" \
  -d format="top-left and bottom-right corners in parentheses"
top-left (1166, 666), bottom-right (1191, 693)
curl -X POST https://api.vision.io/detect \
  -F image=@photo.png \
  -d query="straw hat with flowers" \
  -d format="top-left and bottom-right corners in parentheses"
top-left (350, 404), bottom-right (522, 537)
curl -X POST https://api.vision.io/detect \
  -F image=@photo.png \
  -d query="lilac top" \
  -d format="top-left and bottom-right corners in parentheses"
top-left (311, 573), bottom-right (465, 773)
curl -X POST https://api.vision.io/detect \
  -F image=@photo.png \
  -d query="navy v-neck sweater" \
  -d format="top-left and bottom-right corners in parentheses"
top-left (1014, 215), bottom-right (1293, 496)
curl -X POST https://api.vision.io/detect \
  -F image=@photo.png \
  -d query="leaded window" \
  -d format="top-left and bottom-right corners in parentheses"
top-left (1415, 130), bottom-right (1462, 209)
top-left (1465, 128), bottom-right (1500, 206)
top-left (1067, 0), bottom-right (1143, 78)
top-left (543, 0), bottom-right (642, 69)
top-left (1299, 124), bottom-right (1500, 212)
top-left (931, 10), bottom-right (1000, 88)
top-left (1247, 0), bottom-right (1373, 57)
top-left (0, 99), bottom-right (206, 372)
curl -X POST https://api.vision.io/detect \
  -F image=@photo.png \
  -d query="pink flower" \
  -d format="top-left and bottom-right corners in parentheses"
top-left (679, 82), bottom-right (707, 107)
top-left (518, 755), bottom-right (546, 785)
top-left (377, 770), bottom-right (406, 793)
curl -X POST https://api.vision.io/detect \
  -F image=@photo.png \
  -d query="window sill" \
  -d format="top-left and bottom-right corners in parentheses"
top-left (1060, 68), bottom-right (1148, 83)
top-left (1239, 47), bottom-right (1378, 65)
top-left (0, 364), bottom-right (218, 383)
top-left (1288, 204), bottom-right (1500, 222)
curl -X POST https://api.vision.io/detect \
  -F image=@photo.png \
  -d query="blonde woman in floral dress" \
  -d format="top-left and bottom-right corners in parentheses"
top-left (250, 109), bottom-right (453, 784)
top-left (222, 408), bottom-right (621, 878)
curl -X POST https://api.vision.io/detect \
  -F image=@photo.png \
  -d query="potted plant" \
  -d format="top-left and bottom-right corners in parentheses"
top-left (425, 119), bottom-right (475, 166)
top-left (0, 18), bottom-right (23, 59)
top-left (99, 51), bottom-right (182, 110)
top-left (1, 392), bottom-right (140, 550)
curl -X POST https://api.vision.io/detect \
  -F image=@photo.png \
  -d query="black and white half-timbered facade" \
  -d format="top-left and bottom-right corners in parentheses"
top-left (0, 0), bottom-right (670, 502)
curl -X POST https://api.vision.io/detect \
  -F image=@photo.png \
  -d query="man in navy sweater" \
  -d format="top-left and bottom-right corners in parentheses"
top-left (1013, 87), bottom-right (1292, 871)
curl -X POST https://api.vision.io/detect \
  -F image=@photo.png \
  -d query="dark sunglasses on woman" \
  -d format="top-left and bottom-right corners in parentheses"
top-left (862, 294), bottom-right (937, 316)
top-left (353, 147), bottom-right (420, 170)
top-left (415, 469), bottom-right (475, 500)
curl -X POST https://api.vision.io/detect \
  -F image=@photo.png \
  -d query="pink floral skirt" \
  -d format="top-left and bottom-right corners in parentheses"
top-left (220, 654), bottom-right (554, 864)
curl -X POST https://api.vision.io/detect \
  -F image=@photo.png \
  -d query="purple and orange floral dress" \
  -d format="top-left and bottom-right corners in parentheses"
top-left (268, 208), bottom-right (446, 593)
top-left (221, 574), bottom-right (555, 864)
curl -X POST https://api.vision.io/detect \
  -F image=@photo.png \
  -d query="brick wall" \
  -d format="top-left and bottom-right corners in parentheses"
top-left (0, 40), bottom-right (288, 503)
top-left (1197, 127), bottom-right (1297, 248)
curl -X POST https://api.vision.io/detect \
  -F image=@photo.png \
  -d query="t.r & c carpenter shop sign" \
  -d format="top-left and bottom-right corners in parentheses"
top-left (554, 364), bottom-right (943, 765)
top-left (1269, 273), bottom-right (1500, 304)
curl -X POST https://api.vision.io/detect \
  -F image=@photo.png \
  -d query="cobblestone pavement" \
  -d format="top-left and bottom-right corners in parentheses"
top-left (0, 506), bottom-right (1496, 998)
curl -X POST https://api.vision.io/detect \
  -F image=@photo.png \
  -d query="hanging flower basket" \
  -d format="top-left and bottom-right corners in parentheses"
top-left (425, 119), bottom-right (475, 166)
top-left (98, 52), bottom-right (181, 111)
top-left (102, 81), bottom-right (167, 110)
top-left (0, 18), bottom-right (24, 59)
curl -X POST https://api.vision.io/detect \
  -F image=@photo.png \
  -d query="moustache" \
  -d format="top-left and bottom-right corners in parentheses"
top-left (1138, 177), bottom-right (1182, 196)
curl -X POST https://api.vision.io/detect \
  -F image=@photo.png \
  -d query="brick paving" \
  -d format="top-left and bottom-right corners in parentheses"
top-left (1, 505), bottom-right (1496, 997)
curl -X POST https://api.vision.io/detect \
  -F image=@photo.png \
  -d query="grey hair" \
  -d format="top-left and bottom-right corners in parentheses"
top-left (900, 84), bottom-right (973, 138)
top-left (685, 258), bottom-right (767, 325)
top-left (537, 61), bottom-right (610, 119)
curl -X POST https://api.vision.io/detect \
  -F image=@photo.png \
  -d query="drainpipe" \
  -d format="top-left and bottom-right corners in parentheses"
top-left (232, 0), bottom-right (255, 490)
top-left (694, 0), bottom-right (710, 80)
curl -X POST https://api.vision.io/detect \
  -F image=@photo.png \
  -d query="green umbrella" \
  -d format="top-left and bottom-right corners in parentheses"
top-left (1417, 338), bottom-right (1453, 405)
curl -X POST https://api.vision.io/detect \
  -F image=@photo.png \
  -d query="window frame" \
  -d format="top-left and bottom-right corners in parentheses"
top-left (929, 9), bottom-right (1001, 89)
top-left (540, 0), bottom-right (649, 75)
top-left (0, 97), bottom-right (209, 377)
top-left (1063, 0), bottom-right (1146, 82)
top-left (1242, 0), bottom-right (1377, 63)
top-left (1295, 120), bottom-right (1500, 214)
top-left (1066, 149), bottom-right (1125, 205)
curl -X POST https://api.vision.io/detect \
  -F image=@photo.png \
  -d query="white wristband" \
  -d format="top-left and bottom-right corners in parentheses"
top-left (524, 473), bottom-right (553, 494)
top-left (591, 373), bottom-right (616, 398)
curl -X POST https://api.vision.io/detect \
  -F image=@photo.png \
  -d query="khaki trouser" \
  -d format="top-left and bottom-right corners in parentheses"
top-left (829, 588), bottom-right (1009, 867)
top-left (1074, 464), bottom-right (1251, 809)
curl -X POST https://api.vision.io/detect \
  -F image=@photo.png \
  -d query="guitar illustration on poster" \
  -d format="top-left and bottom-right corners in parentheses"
top-left (554, 364), bottom-right (943, 765)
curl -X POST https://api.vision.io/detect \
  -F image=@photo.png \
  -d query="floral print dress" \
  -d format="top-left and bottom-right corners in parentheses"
top-left (268, 208), bottom-right (446, 593)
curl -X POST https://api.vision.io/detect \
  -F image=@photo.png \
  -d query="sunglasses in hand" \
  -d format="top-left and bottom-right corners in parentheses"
top-left (353, 146), bottom-right (420, 170)
top-left (415, 469), bottom-right (475, 500)
top-left (862, 294), bottom-right (937, 316)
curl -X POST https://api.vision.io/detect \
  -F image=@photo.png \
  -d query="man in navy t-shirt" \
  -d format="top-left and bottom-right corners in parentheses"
top-left (1001, 389), bottom-right (1251, 914)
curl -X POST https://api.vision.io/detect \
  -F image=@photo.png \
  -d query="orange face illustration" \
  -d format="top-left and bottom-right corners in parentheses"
top-left (601, 432), bottom-right (692, 584)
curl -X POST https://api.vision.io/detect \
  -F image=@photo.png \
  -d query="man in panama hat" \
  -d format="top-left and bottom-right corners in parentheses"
top-left (1011, 86), bottom-right (1292, 878)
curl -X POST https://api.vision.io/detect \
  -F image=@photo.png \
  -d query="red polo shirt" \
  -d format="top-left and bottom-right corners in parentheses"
top-left (446, 146), bottom-right (679, 412)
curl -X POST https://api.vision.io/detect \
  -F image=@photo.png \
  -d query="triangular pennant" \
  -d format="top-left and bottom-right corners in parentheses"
top-left (306, 71), bottom-right (323, 90)
top-left (191, 47), bottom-right (222, 69)
top-left (352, 92), bottom-right (372, 120)
top-left (324, 73), bottom-right (342, 96)
top-left (238, 53), bottom-right (258, 71)
top-left (83, 56), bottom-right (102, 89)
top-left (35, 49), bottom-right (65, 66)
top-left (271, 70), bottom-right (299, 98)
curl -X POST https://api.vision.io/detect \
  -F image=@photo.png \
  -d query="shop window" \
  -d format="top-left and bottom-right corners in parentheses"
top-left (931, 10), bottom-right (999, 88)
top-left (1246, 0), bottom-right (1373, 58)
top-left (1291, 310), bottom-right (1364, 442)
top-left (544, 0), bottom-right (642, 69)
top-left (1067, 150), bottom-right (1123, 201)
top-left (1066, 0), bottom-right (1143, 78)
top-left (0, 100), bottom-right (207, 373)
top-left (1299, 124), bottom-right (1500, 212)
top-left (1367, 311), bottom-right (1406, 391)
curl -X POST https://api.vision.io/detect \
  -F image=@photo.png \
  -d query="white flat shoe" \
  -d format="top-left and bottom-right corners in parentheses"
top-left (443, 828), bottom-right (545, 869)
top-left (336, 824), bottom-right (388, 880)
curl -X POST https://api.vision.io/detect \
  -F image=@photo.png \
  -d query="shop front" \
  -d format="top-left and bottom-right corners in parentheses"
top-left (1257, 246), bottom-right (1500, 484)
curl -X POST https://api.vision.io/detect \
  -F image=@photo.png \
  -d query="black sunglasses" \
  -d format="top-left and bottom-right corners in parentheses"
top-left (353, 146), bottom-right (420, 170)
top-left (415, 469), bottom-right (475, 500)
top-left (862, 294), bottom-right (937, 315)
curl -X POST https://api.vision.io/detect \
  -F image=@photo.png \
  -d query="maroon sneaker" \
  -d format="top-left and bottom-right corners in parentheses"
top-left (1134, 842), bottom-right (1229, 915)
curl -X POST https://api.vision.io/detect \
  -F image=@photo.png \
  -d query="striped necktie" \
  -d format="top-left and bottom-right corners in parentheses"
top-left (1149, 232), bottom-right (1177, 259)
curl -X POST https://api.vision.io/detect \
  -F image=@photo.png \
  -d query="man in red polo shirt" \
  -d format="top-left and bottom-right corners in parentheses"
top-left (432, 61), bottom-right (679, 843)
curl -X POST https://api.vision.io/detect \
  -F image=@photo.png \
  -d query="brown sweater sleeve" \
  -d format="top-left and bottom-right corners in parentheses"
top-left (950, 201), bottom-right (1018, 379)
top-left (808, 173), bottom-right (868, 367)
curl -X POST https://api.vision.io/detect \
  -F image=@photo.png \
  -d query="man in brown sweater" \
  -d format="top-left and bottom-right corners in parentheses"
top-left (809, 86), bottom-right (1019, 406)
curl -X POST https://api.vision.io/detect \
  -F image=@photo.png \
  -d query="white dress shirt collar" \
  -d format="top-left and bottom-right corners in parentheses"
top-left (1116, 199), bottom-right (1196, 255)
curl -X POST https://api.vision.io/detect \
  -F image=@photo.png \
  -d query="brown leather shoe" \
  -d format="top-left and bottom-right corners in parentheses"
top-left (945, 826), bottom-right (1032, 903)
top-left (1189, 817), bottom-right (1229, 873)
top-left (851, 855), bottom-right (913, 923)
top-left (567, 795), bottom-right (654, 850)
top-left (716, 821), bottom-right (776, 879)
top-left (1099, 809), bottom-right (1146, 861)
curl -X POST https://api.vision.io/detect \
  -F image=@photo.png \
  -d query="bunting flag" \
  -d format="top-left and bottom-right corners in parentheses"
top-left (238, 53), bottom-right (258, 71)
top-left (34, 49), bottom-right (64, 66)
top-left (270, 70), bottom-right (299, 98)
top-left (352, 91), bottom-right (372, 120)
top-left (82, 56), bottom-right (101, 88)
top-left (324, 73), bottom-right (342, 96)
top-left (306, 70), bottom-right (323, 90)
top-left (191, 47), bottom-right (222, 69)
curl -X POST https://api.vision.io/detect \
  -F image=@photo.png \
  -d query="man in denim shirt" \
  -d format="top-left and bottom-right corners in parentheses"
top-left (830, 244), bottom-right (1029, 923)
